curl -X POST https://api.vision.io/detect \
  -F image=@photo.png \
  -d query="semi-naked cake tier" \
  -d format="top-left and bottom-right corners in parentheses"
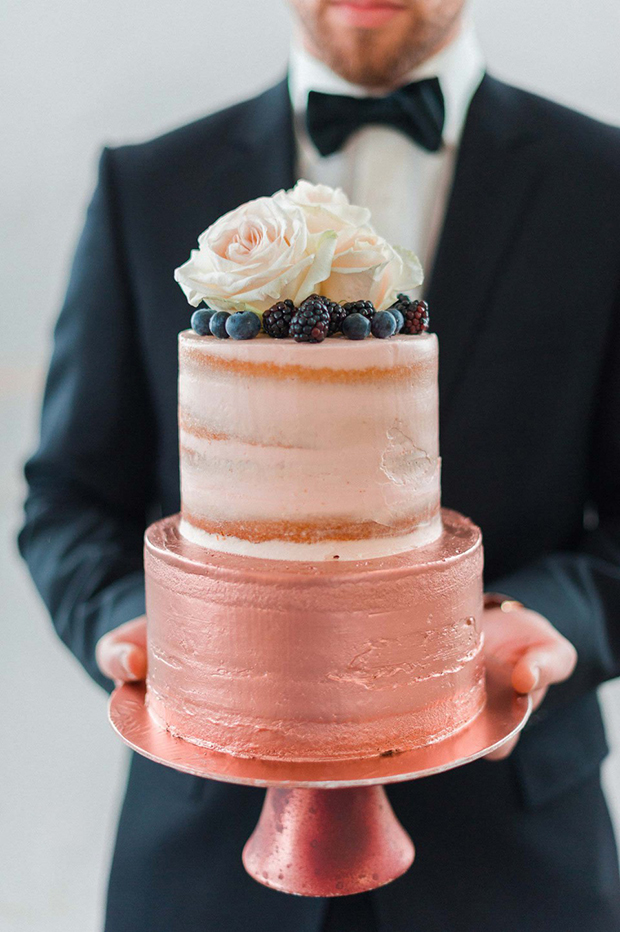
top-left (178, 330), bottom-right (442, 561)
top-left (145, 510), bottom-right (485, 761)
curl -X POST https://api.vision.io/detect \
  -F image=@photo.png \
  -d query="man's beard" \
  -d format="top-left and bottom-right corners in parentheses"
top-left (324, 39), bottom-right (422, 87)
top-left (296, 8), bottom-right (460, 89)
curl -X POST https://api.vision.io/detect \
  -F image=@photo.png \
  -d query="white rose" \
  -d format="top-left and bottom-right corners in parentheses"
top-left (175, 181), bottom-right (424, 315)
top-left (320, 232), bottom-right (423, 309)
top-left (311, 224), bottom-right (423, 311)
top-left (286, 180), bottom-right (371, 232)
top-left (287, 181), bottom-right (424, 309)
top-left (174, 192), bottom-right (336, 313)
top-left (355, 241), bottom-right (424, 310)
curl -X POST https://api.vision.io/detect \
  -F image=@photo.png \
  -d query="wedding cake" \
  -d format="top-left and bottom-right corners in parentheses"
top-left (144, 182), bottom-right (485, 761)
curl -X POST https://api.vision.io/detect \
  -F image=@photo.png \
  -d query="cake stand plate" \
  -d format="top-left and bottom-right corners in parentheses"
top-left (109, 664), bottom-right (530, 896)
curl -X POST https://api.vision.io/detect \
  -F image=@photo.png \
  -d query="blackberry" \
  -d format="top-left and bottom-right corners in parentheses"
top-left (342, 299), bottom-right (375, 322)
top-left (263, 299), bottom-right (295, 338)
top-left (388, 294), bottom-right (411, 318)
top-left (289, 294), bottom-right (330, 343)
top-left (402, 300), bottom-right (430, 335)
top-left (324, 299), bottom-right (347, 335)
top-left (389, 294), bottom-right (429, 334)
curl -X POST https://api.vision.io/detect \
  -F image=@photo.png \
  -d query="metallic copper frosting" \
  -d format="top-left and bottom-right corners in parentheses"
top-left (145, 509), bottom-right (485, 761)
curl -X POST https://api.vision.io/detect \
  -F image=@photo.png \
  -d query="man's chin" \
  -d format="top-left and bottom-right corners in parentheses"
top-left (311, 29), bottom-right (421, 89)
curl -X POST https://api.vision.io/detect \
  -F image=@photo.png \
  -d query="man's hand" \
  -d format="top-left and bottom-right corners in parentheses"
top-left (96, 615), bottom-right (147, 685)
top-left (482, 600), bottom-right (577, 760)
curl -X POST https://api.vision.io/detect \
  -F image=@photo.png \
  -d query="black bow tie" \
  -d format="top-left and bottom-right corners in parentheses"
top-left (306, 77), bottom-right (445, 157)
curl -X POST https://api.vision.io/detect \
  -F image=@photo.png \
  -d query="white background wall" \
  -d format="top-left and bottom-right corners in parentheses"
top-left (2, 1), bottom-right (620, 929)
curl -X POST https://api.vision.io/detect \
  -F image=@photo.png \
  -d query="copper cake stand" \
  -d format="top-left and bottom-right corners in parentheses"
top-left (109, 662), bottom-right (530, 897)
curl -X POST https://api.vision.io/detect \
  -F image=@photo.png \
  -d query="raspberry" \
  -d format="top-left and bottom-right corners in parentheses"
top-left (262, 299), bottom-right (296, 338)
top-left (325, 299), bottom-right (347, 335)
top-left (342, 300), bottom-right (375, 322)
top-left (289, 295), bottom-right (330, 343)
top-left (390, 295), bottom-right (430, 334)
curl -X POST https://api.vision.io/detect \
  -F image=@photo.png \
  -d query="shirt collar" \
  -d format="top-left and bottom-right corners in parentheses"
top-left (288, 21), bottom-right (485, 147)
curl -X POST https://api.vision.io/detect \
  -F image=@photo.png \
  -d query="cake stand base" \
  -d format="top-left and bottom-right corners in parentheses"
top-left (109, 663), bottom-right (530, 896)
top-left (242, 785), bottom-right (414, 896)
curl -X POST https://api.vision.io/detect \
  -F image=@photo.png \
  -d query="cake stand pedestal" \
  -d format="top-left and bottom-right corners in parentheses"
top-left (109, 662), bottom-right (530, 897)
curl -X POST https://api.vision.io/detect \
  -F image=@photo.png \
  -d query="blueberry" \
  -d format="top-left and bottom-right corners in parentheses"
top-left (191, 308), bottom-right (216, 335)
top-left (209, 311), bottom-right (230, 339)
top-left (225, 310), bottom-right (262, 340)
top-left (342, 312), bottom-right (371, 340)
top-left (390, 307), bottom-right (405, 333)
top-left (371, 311), bottom-right (397, 339)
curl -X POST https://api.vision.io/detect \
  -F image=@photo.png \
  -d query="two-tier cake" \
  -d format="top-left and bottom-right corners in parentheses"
top-left (144, 182), bottom-right (485, 761)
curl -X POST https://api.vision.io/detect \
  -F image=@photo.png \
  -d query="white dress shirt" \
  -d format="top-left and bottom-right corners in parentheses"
top-left (288, 25), bottom-right (485, 277)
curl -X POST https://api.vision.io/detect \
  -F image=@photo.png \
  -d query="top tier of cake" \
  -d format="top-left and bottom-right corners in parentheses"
top-left (178, 330), bottom-right (441, 561)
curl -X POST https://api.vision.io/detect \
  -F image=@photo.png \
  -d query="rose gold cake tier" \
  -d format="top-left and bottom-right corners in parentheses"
top-left (145, 509), bottom-right (485, 762)
top-left (178, 330), bottom-right (442, 561)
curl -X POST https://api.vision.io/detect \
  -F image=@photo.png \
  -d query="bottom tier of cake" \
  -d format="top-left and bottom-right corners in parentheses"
top-left (144, 510), bottom-right (485, 762)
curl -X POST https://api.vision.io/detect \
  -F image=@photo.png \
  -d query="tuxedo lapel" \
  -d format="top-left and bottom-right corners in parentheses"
top-left (169, 79), bottom-right (296, 339)
top-left (426, 75), bottom-right (549, 421)
top-left (232, 78), bottom-right (297, 200)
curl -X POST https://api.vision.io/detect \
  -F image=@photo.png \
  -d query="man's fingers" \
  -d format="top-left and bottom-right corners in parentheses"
top-left (100, 616), bottom-right (147, 649)
top-left (96, 615), bottom-right (147, 683)
top-left (511, 639), bottom-right (577, 695)
top-left (101, 642), bottom-right (147, 684)
top-left (482, 604), bottom-right (577, 763)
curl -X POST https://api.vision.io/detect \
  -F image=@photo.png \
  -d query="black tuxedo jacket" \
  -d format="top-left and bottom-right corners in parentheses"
top-left (19, 75), bottom-right (620, 931)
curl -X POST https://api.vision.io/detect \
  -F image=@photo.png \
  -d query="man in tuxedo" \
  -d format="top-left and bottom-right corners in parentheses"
top-left (19, 0), bottom-right (620, 929)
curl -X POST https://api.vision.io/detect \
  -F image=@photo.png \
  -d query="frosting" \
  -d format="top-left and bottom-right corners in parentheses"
top-left (145, 510), bottom-right (485, 761)
top-left (178, 330), bottom-right (441, 560)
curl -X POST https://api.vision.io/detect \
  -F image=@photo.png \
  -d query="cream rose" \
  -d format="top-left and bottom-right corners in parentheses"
top-left (287, 182), bottom-right (423, 309)
top-left (174, 193), bottom-right (336, 313)
top-left (174, 181), bottom-right (423, 314)
top-left (317, 227), bottom-right (423, 309)
top-left (286, 180), bottom-right (372, 232)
